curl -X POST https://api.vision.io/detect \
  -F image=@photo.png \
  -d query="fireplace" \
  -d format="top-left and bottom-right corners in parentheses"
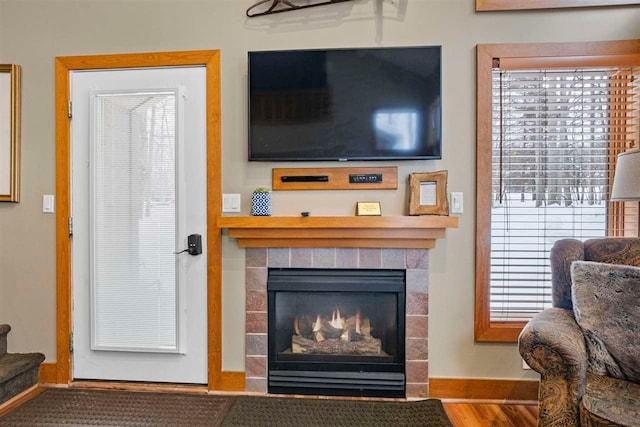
top-left (243, 247), bottom-right (430, 399)
top-left (268, 269), bottom-right (405, 398)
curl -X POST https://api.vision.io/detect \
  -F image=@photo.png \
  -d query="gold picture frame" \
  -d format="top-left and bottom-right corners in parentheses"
top-left (408, 171), bottom-right (449, 215)
top-left (0, 64), bottom-right (21, 202)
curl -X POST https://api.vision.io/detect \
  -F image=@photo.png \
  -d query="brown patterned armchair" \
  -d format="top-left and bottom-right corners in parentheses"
top-left (519, 238), bottom-right (640, 427)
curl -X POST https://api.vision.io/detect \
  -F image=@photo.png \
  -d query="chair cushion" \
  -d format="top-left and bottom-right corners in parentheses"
top-left (571, 261), bottom-right (640, 382)
top-left (580, 373), bottom-right (640, 427)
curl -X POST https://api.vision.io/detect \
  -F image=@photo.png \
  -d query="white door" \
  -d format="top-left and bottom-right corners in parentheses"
top-left (71, 67), bottom-right (207, 383)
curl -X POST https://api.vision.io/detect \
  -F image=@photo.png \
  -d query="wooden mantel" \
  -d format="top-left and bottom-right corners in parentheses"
top-left (218, 216), bottom-right (458, 249)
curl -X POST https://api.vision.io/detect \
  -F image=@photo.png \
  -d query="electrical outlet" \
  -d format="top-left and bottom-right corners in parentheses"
top-left (522, 359), bottom-right (532, 370)
top-left (222, 194), bottom-right (241, 213)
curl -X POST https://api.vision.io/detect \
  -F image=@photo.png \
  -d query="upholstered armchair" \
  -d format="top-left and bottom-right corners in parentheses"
top-left (519, 238), bottom-right (640, 426)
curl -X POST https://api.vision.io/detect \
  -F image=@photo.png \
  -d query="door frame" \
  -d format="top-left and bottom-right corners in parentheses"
top-left (51, 51), bottom-right (230, 390)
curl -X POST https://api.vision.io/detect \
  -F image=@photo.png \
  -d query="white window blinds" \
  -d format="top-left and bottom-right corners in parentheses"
top-left (490, 67), bottom-right (639, 322)
top-left (91, 90), bottom-right (180, 352)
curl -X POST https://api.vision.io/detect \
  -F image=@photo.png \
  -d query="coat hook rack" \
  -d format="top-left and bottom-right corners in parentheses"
top-left (246, 0), bottom-right (355, 18)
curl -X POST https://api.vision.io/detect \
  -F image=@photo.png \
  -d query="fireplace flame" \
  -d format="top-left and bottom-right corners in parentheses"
top-left (355, 309), bottom-right (361, 334)
top-left (294, 317), bottom-right (301, 336)
top-left (312, 314), bottom-right (322, 333)
top-left (330, 308), bottom-right (345, 329)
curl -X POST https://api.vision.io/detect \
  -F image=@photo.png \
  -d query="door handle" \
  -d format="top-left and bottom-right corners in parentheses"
top-left (174, 234), bottom-right (202, 255)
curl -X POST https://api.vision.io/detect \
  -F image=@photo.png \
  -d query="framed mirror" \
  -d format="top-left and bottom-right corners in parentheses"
top-left (0, 64), bottom-right (21, 202)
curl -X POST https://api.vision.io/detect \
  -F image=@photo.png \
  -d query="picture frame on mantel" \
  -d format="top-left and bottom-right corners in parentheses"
top-left (408, 171), bottom-right (449, 216)
top-left (0, 64), bottom-right (21, 202)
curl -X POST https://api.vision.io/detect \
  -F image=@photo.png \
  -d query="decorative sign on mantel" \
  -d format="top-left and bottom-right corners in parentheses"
top-left (246, 0), bottom-right (356, 17)
top-left (355, 202), bottom-right (382, 216)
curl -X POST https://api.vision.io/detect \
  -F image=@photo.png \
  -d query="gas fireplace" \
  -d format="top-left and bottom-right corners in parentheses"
top-left (267, 269), bottom-right (406, 398)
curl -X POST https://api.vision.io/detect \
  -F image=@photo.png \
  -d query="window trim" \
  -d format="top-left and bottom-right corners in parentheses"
top-left (476, 0), bottom-right (640, 11)
top-left (475, 40), bottom-right (640, 342)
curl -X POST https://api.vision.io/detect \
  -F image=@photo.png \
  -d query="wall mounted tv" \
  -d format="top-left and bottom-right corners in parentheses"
top-left (248, 46), bottom-right (442, 161)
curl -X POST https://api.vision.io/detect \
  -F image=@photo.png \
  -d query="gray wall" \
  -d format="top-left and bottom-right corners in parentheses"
top-left (1, 0), bottom-right (638, 380)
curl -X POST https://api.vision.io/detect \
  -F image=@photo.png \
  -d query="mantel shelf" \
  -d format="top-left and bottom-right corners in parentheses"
top-left (218, 216), bottom-right (458, 249)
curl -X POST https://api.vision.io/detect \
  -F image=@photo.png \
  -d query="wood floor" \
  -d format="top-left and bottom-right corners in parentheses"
top-left (444, 402), bottom-right (538, 427)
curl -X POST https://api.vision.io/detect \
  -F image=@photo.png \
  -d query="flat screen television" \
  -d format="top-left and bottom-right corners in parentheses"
top-left (248, 46), bottom-right (442, 161)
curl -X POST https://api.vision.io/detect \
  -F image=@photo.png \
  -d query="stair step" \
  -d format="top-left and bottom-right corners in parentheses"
top-left (0, 325), bottom-right (10, 356)
top-left (0, 353), bottom-right (45, 384)
top-left (0, 352), bottom-right (45, 404)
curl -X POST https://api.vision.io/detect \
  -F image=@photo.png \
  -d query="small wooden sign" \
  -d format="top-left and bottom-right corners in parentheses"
top-left (356, 202), bottom-right (382, 216)
top-left (273, 167), bottom-right (397, 191)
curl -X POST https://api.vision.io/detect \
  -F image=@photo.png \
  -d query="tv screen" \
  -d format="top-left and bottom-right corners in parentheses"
top-left (248, 46), bottom-right (442, 161)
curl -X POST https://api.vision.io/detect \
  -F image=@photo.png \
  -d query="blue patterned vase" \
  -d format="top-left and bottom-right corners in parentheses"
top-left (251, 192), bottom-right (272, 216)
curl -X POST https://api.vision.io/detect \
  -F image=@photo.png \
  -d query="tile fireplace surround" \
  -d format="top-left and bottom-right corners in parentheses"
top-left (244, 247), bottom-right (430, 399)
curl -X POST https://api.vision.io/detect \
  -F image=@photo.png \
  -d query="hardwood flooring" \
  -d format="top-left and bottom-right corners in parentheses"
top-left (444, 402), bottom-right (539, 427)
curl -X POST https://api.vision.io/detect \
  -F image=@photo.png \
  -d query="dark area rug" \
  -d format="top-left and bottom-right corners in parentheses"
top-left (0, 388), bottom-right (453, 427)
top-left (221, 396), bottom-right (453, 427)
top-left (0, 388), bottom-right (234, 426)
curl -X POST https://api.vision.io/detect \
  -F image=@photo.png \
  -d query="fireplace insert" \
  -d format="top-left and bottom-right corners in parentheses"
top-left (267, 268), bottom-right (406, 397)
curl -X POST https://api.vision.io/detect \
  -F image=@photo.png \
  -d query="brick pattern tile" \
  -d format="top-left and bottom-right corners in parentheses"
top-left (246, 334), bottom-right (267, 356)
top-left (246, 248), bottom-right (267, 267)
top-left (406, 361), bottom-right (429, 383)
top-left (406, 292), bottom-right (429, 316)
top-left (267, 248), bottom-right (290, 267)
top-left (245, 355), bottom-right (267, 378)
top-left (406, 245), bottom-right (430, 398)
top-left (382, 249), bottom-right (405, 269)
top-left (406, 249), bottom-right (429, 269)
top-left (336, 248), bottom-right (358, 268)
top-left (246, 267), bottom-right (267, 290)
top-left (246, 290), bottom-right (267, 312)
top-left (406, 269), bottom-right (429, 293)
top-left (245, 378), bottom-right (267, 393)
top-left (291, 248), bottom-right (313, 268)
top-left (406, 338), bottom-right (428, 361)
top-left (358, 248), bottom-right (381, 268)
top-left (246, 312), bottom-right (267, 334)
top-left (313, 248), bottom-right (335, 268)
top-left (406, 315), bottom-right (428, 339)
top-left (406, 383), bottom-right (429, 399)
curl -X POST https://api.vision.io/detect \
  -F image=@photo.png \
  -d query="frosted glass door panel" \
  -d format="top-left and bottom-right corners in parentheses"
top-left (91, 90), bottom-right (180, 352)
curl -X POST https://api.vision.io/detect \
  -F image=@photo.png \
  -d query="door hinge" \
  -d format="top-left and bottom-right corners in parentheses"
top-left (68, 101), bottom-right (73, 119)
top-left (69, 333), bottom-right (74, 353)
top-left (68, 217), bottom-right (73, 236)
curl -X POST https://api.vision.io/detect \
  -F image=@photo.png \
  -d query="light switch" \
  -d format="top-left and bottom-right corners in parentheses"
top-left (43, 195), bottom-right (55, 213)
top-left (450, 192), bottom-right (463, 214)
top-left (222, 193), bottom-right (241, 213)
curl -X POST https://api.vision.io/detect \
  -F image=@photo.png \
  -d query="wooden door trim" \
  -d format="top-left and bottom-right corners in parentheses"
top-left (54, 51), bottom-right (224, 390)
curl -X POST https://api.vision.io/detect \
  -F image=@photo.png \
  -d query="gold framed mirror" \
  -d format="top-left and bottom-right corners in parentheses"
top-left (0, 64), bottom-right (21, 202)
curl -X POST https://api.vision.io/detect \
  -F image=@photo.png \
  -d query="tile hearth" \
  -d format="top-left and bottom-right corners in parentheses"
top-left (244, 247), bottom-right (430, 399)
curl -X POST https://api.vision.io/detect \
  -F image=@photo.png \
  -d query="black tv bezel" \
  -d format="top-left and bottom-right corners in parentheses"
top-left (247, 45), bottom-right (442, 162)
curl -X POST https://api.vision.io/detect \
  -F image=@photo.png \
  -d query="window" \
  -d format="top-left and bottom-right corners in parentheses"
top-left (475, 41), bottom-right (640, 342)
top-left (476, 0), bottom-right (640, 11)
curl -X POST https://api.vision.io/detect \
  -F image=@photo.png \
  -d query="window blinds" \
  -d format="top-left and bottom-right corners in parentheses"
top-left (490, 68), bottom-right (639, 322)
top-left (91, 90), bottom-right (180, 352)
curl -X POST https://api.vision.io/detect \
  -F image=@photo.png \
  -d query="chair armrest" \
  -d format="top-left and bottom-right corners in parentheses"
top-left (519, 307), bottom-right (587, 426)
top-left (550, 239), bottom-right (584, 309)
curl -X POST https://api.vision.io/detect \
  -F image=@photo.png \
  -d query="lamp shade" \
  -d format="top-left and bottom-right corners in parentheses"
top-left (611, 149), bottom-right (640, 201)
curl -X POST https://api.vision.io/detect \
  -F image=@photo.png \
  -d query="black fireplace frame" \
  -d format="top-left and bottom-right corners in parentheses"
top-left (267, 268), bottom-right (406, 398)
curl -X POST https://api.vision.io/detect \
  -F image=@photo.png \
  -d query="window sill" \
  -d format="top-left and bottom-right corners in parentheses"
top-left (475, 321), bottom-right (526, 343)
